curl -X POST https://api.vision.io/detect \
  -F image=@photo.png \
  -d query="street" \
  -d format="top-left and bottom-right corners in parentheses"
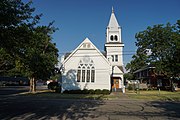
top-left (0, 86), bottom-right (29, 95)
top-left (0, 87), bottom-right (180, 120)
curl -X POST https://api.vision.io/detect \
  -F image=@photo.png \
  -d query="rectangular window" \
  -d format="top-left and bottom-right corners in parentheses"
top-left (77, 70), bottom-right (81, 82)
top-left (91, 70), bottom-right (95, 82)
top-left (82, 70), bottom-right (85, 82)
top-left (111, 55), bottom-right (114, 62)
top-left (115, 55), bottom-right (118, 62)
top-left (86, 70), bottom-right (90, 82)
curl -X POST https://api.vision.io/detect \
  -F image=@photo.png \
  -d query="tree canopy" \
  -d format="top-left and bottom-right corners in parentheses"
top-left (0, 0), bottom-right (59, 92)
top-left (126, 20), bottom-right (180, 78)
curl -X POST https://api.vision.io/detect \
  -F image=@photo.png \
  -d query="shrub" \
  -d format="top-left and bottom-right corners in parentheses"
top-left (94, 89), bottom-right (102, 94)
top-left (73, 89), bottom-right (82, 94)
top-left (82, 89), bottom-right (89, 94)
top-left (127, 84), bottom-right (133, 90)
top-left (102, 89), bottom-right (110, 95)
top-left (48, 82), bottom-right (61, 93)
top-left (63, 90), bottom-right (69, 94)
top-left (89, 89), bottom-right (95, 94)
top-left (63, 89), bottom-right (110, 94)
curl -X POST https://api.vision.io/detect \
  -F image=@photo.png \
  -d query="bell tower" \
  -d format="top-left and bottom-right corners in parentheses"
top-left (105, 7), bottom-right (124, 67)
top-left (105, 7), bottom-right (125, 91)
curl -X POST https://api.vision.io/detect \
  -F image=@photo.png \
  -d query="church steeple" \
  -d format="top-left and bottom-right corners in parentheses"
top-left (108, 7), bottom-right (120, 30)
top-left (105, 7), bottom-right (124, 67)
top-left (106, 7), bottom-right (122, 43)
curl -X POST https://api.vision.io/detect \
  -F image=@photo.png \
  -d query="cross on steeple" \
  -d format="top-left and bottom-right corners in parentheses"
top-left (112, 6), bottom-right (114, 13)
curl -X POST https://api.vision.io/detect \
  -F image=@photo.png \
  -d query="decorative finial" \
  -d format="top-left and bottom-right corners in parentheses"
top-left (112, 6), bottom-right (114, 13)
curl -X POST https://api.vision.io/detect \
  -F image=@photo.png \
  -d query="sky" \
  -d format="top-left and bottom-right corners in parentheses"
top-left (23, 0), bottom-right (180, 65)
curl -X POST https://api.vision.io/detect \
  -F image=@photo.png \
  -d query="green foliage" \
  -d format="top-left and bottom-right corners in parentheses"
top-left (127, 84), bottom-right (133, 90)
top-left (50, 68), bottom-right (61, 81)
top-left (63, 89), bottom-right (110, 95)
top-left (94, 89), bottom-right (102, 94)
top-left (127, 20), bottom-right (180, 78)
top-left (0, 48), bottom-right (15, 75)
top-left (101, 89), bottom-right (110, 95)
top-left (124, 73), bottom-right (135, 80)
top-left (0, 0), bottom-right (59, 92)
top-left (48, 82), bottom-right (61, 93)
top-left (88, 89), bottom-right (95, 94)
top-left (0, 0), bottom-right (59, 81)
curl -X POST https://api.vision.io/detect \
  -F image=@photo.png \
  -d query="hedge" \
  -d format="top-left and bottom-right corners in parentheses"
top-left (63, 89), bottom-right (110, 95)
top-left (48, 82), bottom-right (61, 93)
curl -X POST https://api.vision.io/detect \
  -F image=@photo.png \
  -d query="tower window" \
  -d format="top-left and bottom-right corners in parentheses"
top-left (111, 55), bottom-right (114, 62)
top-left (115, 55), bottom-right (118, 62)
top-left (110, 35), bottom-right (113, 41)
top-left (114, 35), bottom-right (118, 41)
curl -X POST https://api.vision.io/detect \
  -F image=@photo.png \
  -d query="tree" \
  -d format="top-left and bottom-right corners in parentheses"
top-left (20, 25), bottom-right (59, 92)
top-left (0, 0), bottom-right (59, 92)
top-left (0, 0), bottom-right (40, 75)
top-left (127, 20), bottom-right (180, 91)
top-left (124, 72), bottom-right (135, 81)
top-left (135, 21), bottom-right (180, 78)
top-left (125, 53), bottom-right (148, 73)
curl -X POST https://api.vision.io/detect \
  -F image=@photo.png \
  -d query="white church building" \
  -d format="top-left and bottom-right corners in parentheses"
top-left (61, 8), bottom-right (124, 92)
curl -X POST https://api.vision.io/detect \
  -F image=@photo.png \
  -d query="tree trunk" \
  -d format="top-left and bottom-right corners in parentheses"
top-left (29, 77), bottom-right (36, 93)
top-left (171, 78), bottom-right (175, 92)
top-left (29, 78), bottom-right (32, 92)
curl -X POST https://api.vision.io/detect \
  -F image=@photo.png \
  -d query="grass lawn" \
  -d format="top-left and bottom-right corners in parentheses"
top-left (22, 90), bottom-right (113, 100)
top-left (21, 90), bottom-right (180, 101)
top-left (125, 90), bottom-right (180, 101)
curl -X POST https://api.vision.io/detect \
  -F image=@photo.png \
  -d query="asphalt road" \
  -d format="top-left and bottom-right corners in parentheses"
top-left (0, 87), bottom-right (180, 120)
top-left (0, 86), bottom-right (29, 95)
top-left (0, 85), bottom-right (48, 95)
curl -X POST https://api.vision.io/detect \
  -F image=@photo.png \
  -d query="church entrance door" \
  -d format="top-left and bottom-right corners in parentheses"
top-left (113, 78), bottom-right (119, 89)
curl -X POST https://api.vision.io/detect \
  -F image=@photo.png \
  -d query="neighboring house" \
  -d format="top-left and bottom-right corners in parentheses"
top-left (134, 65), bottom-right (180, 90)
top-left (61, 8), bottom-right (124, 92)
top-left (133, 65), bottom-right (156, 88)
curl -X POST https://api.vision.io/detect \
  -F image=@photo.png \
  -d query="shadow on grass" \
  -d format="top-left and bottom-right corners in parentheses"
top-left (23, 91), bottom-right (107, 100)
top-left (0, 92), bottom-right (105, 119)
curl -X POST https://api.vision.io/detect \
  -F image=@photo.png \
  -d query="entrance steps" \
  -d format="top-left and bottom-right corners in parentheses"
top-left (111, 88), bottom-right (122, 92)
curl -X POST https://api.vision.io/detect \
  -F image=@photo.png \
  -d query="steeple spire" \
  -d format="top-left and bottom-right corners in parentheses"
top-left (108, 7), bottom-right (120, 28)
top-left (112, 6), bottom-right (114, 13)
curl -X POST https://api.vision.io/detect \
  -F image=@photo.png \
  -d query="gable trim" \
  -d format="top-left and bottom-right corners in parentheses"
top-left (62, 38), bottom-right (111, 66)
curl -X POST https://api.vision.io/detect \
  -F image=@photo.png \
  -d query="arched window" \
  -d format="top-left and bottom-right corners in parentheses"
top-left (77, 66), bottom-right (81, 82)
top-left (110, 35), bottom-right (113, 41)
top-left (91, 66), bottom-right (95, 83)
top-left (82, 66), bottom-right (85, 82)
top-left (77, 57), bottom-right (95, 83)
top-left (86, 66), bottom-right (90, 82)
top-left (114, 35), bottom-right (118, 41)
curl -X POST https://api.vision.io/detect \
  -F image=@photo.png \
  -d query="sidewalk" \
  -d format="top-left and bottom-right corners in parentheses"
top-left (109, 92), bottom-right (130, 100)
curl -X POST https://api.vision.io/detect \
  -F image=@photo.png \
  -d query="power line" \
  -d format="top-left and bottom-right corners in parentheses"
top-left (60, 54), bottom-right (134, 58)
top-left (58, 51), bottom-right (136, 55)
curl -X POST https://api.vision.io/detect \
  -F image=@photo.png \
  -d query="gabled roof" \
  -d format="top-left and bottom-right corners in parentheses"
top-left (113, 66), bottom-right (124, 74)
top-left (108, 7), bottom-right (120, 28)
top-left (62, 38), bottom-right (110, 65)
top-left (133, 64), bottom-right (155, 73)
top-left (117, 66), bottom-right (125, 73)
